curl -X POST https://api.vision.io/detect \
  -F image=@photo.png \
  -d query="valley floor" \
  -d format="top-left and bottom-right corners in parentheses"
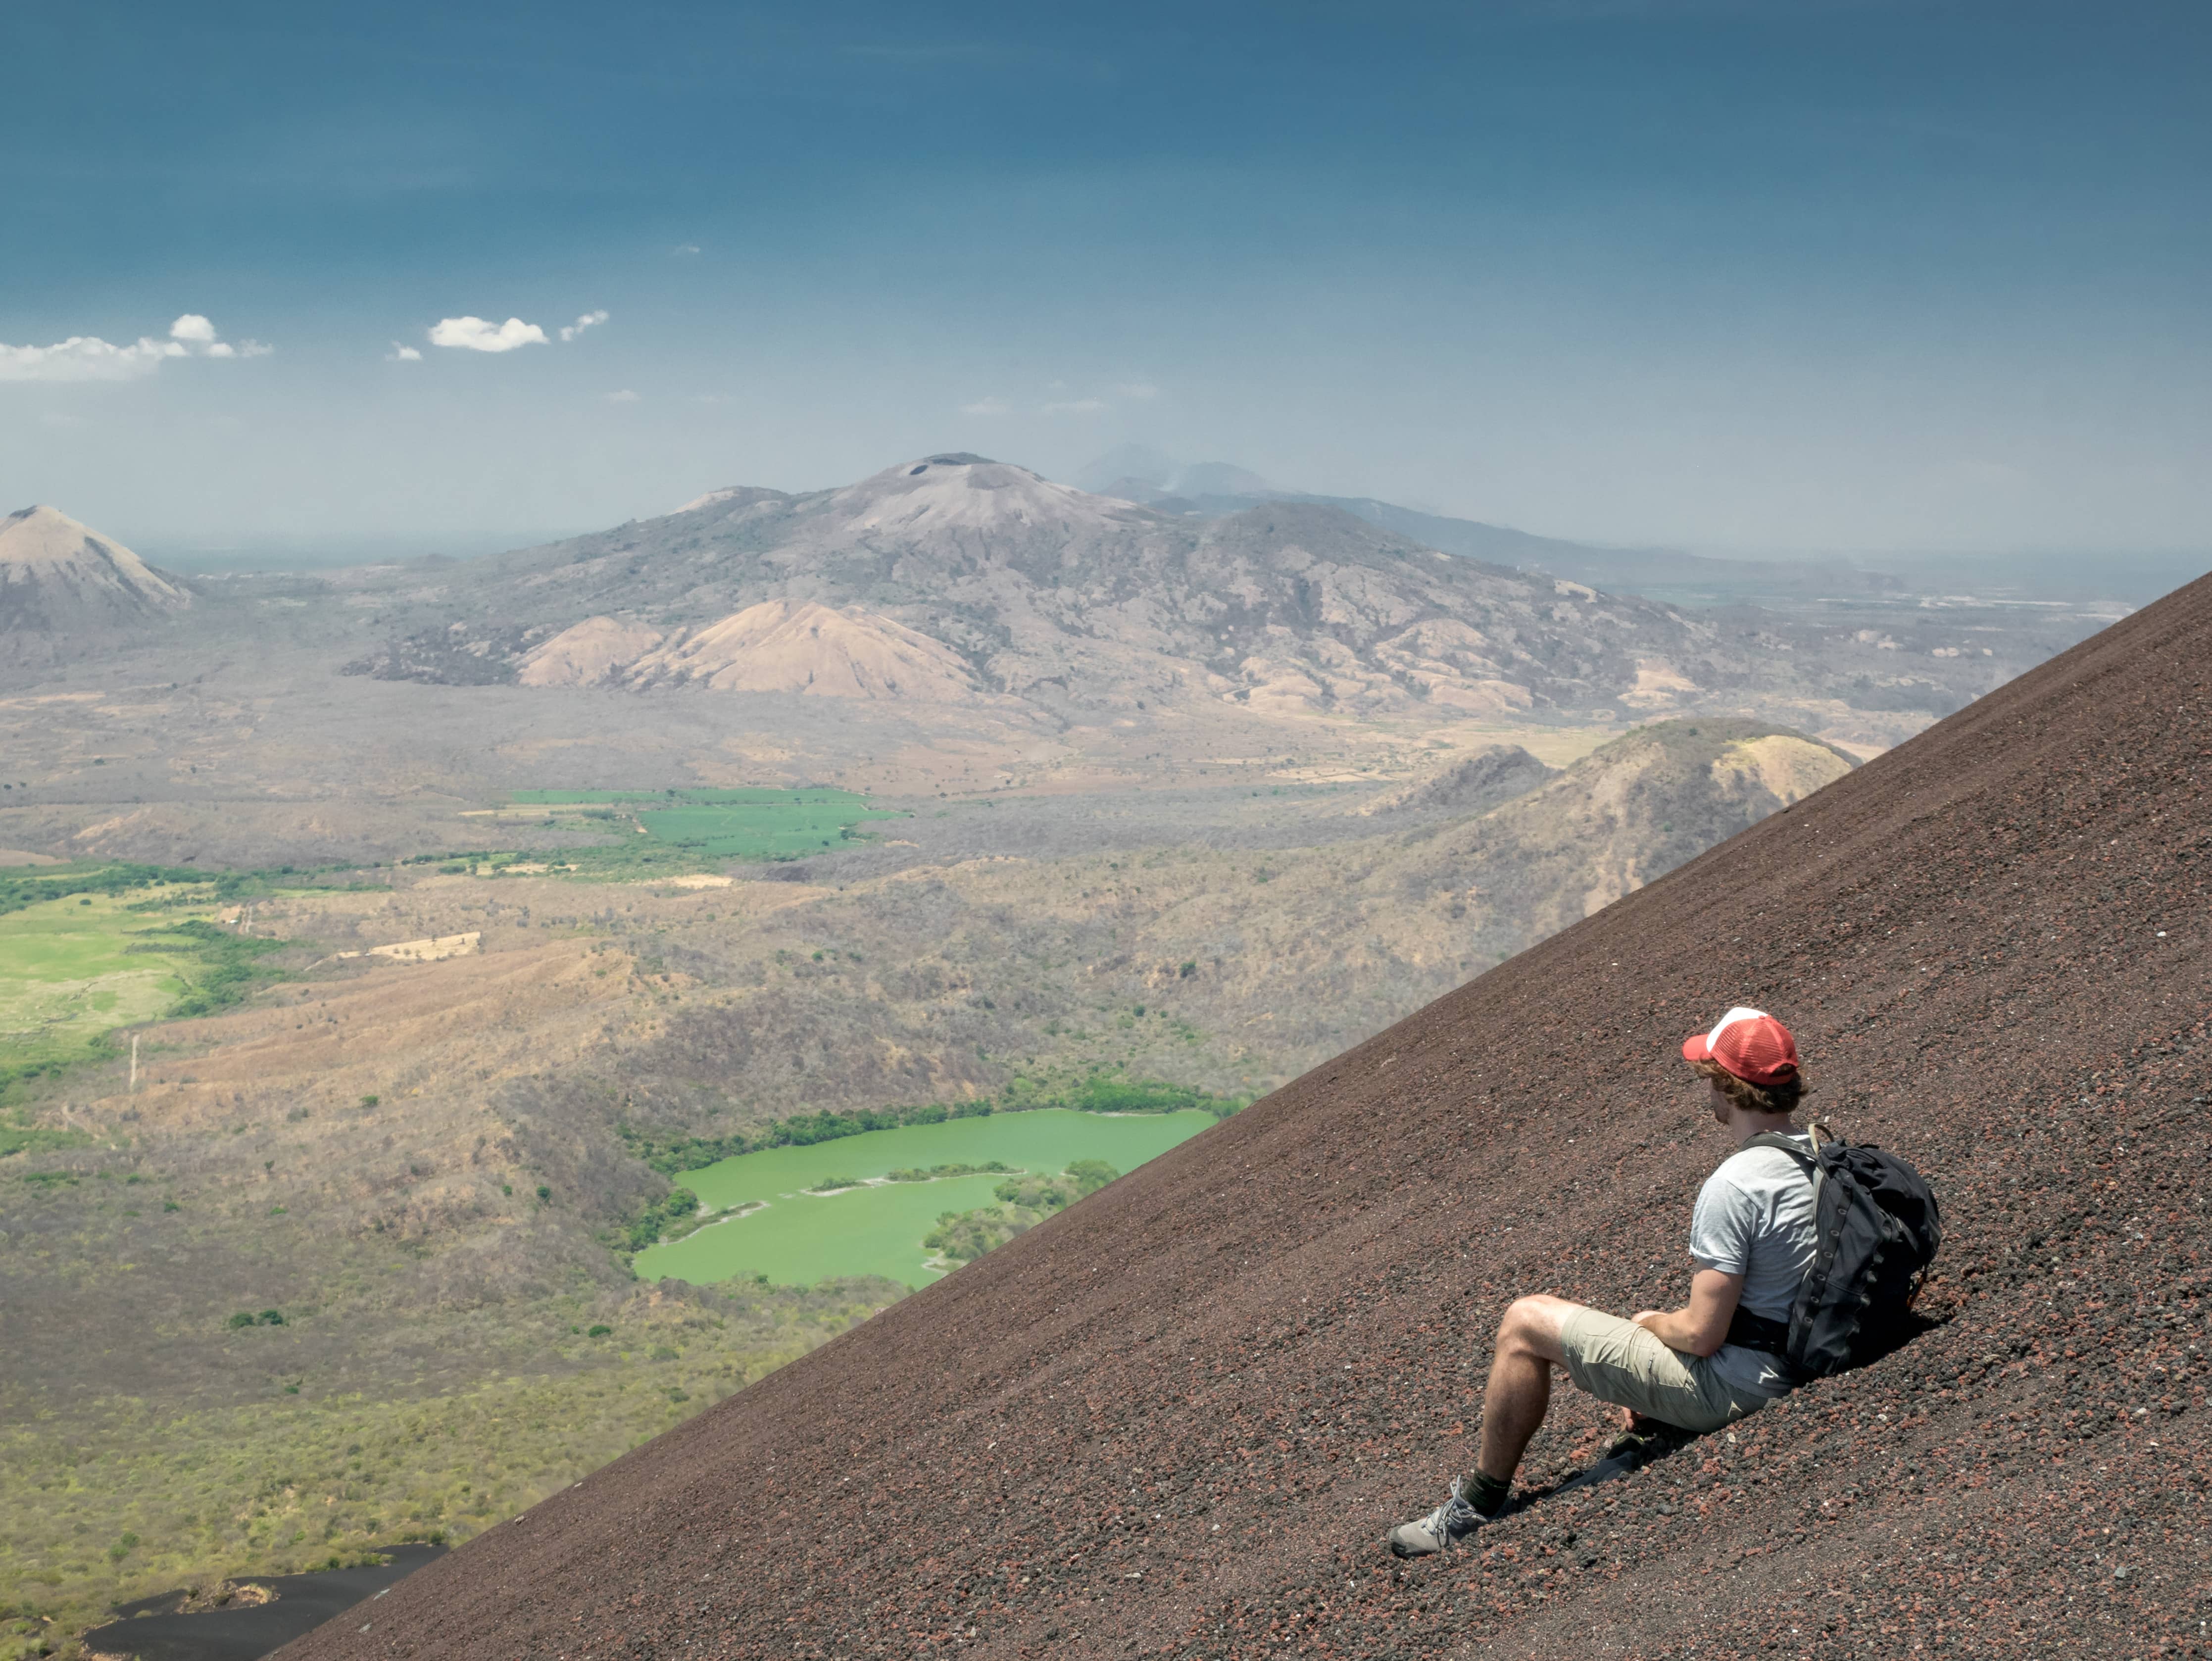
top-left (0, 569), bottom-right (2118, 1658)
top-left (0, 710), bottom-right (1855, 1652)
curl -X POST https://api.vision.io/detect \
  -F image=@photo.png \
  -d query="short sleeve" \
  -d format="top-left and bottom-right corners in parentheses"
top-left (1688, 1170), bottom-right (1754, 1276)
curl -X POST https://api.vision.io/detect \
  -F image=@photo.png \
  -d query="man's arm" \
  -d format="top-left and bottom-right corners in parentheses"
top-left (1631, 1267), bottom-right (1745, 1358)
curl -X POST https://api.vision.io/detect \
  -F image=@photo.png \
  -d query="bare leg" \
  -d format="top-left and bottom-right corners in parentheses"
top-left (1475, 1295), bottom-right (1582, 1482)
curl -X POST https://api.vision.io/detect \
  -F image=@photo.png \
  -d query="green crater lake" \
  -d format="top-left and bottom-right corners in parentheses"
top-left (633, 1109), bottom-right (1218, 1289)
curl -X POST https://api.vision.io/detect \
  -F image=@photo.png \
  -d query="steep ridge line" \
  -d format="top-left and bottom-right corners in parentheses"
top-left (289, 574), bottom-right (2210, 1661)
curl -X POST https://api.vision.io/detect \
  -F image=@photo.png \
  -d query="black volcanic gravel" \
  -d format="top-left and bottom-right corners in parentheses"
top-left (286, 575), bottom-right (2211, 1661)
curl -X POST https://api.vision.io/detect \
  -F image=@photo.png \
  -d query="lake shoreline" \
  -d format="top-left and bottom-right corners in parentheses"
top-left (634, 1109), bottom-right (1218, 1290)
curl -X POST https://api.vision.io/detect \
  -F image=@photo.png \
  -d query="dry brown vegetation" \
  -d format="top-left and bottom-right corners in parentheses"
top-left (0, 716), bottom-right (1867, 1652)
top-left (0, 464), bottom-right (2130, 1654)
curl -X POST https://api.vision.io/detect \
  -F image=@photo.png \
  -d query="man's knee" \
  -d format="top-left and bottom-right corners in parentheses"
top-left (1496, 1294), bottom-right (1582, 1361)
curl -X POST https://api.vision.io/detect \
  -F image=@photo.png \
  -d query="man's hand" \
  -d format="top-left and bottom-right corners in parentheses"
top-left (1629, 1269), bottom-right (1745, 1358)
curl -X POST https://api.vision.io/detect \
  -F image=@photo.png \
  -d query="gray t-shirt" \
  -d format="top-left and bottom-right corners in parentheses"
top-left (1688, 1132), bottom-right (1818, 1399)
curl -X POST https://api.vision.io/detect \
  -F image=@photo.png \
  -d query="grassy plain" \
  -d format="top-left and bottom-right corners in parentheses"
top-left (480, 787), bottom-right (905, 872)
top-left (0, 891), bottom-right (189, 1061)
top-left (634, 1109), bottom-right (1217, 1287)
top-left (0, 871), bottom-right (293, 1113)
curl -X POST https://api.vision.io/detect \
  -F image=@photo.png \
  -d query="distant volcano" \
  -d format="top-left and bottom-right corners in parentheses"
top-left (350, 454), bottom-right (1770, 725)
top-left (0, 504), bottom-right (191, 635)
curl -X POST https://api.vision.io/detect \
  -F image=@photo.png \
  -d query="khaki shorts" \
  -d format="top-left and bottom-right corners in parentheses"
top-left (1558, 1308), bottom-right (1775, 1434)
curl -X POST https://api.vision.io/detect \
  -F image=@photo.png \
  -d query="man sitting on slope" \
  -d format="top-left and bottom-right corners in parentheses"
top-left (1389, 1006), bottom-right (1817, 1557)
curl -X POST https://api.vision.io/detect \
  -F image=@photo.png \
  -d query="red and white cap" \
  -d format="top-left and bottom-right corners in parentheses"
top-left (1682, 1006), bottom-right (1800, 1086)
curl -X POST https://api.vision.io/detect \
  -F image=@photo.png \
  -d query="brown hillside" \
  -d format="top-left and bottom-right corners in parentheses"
top-left (287, 577), bottom-right (2209, 1661)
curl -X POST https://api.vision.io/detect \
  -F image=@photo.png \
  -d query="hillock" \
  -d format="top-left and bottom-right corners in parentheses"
top-left (288, 568), bottom-right (2209, 1659)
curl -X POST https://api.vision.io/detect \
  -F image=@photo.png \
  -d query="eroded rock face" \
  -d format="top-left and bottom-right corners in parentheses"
top-left (515, 616), bottom-right (665, 686)
top-left (627, 600), bottom-right (982, 701)
top-left (516, 601), bottom-right (983, 702)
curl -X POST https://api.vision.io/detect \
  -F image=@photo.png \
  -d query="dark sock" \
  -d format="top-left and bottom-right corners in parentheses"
top-left (1464, 1471), bottom-right (1512, 1516)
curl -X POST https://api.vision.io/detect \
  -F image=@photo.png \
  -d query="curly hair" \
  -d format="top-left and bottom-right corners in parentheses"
top-left (1691, 1056), bottom-right (1806, 1118)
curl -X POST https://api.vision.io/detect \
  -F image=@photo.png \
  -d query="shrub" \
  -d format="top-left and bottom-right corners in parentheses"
top-left (586, 1324), bottom-right (613, 1337)
top-left (227, 1312), bottom-right (255, 1329)
top-left (621, 1185), bottom-right (702, 1252)
top-left (882, 1162), bottom-right (1009, 1183)
top-left (1064, 1159), bottom-right (1120, 1199)
top-left (923, 1204), bottom-right (1043, 1262)
top-left (992, 1174), bottom-right (1070, 1211)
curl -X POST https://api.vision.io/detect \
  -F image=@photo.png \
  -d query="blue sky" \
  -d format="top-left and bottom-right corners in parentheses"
top-left (2, 1), bottom-right (2207, 560)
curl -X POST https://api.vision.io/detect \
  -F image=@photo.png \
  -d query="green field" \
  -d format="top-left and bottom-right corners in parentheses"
top-left (505, 788), bottom-right (902, 865)
top-left (0, 892), bottom-right (194, 1063)
top-left (634, 1109), bottom-right (1218, 1288)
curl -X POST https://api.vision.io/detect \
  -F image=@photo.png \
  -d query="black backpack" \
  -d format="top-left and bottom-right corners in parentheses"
top-left (1726, 1128), bottom-right (1942, 1379)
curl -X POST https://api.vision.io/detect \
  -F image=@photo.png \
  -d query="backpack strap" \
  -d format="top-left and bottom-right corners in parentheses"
top-left (1740, 1130), bottom-right (1817, 1170)
top-left (1720, 1132), bottom-right (1822, 1370)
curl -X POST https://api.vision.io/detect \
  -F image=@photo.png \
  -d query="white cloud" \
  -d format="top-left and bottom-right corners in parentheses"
top-left (430, 316), bottom-right (550, 352)
top-left (558, 309), bottom-right (609, 342)
top-left (387, 342), bottom-right (423, 362)
top-left (0, 315), bottom-right (265, 382)
top-left (0, 336), bottom-right (182, 382)
top-left (960, 396), bottom-right (1011, 415)
top-left (672, 243), bottom-right (701, 255)
top-left (1113, 381), bottom-right (1160, 400)
top-left (1042, 397), bottom-right (1108, 414)
top-left (606, 389), bottom-right (639, 403)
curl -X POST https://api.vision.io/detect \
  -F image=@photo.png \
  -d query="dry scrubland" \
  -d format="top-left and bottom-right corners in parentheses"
top-left (281, 568), bottom-right (2212, 1661)
top-left (0, 465), bottom-right (2139, 1655)
top-left (0, 719), bottom-right (1851, 1651)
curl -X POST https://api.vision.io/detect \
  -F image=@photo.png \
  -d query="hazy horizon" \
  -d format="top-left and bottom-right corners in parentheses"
top-left (5, 1), bottom-right (2209, 565)
top-left (111, 446), bottom-right (2211, 598)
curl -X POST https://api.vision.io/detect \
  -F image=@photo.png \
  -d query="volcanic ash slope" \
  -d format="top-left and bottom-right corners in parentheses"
top-left (286, 575), bottom-right (2211, 1659)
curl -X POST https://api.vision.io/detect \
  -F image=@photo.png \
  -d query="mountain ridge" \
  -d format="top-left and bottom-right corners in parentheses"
top-left (1093, 467), bottom-right (1904, 599)
top-left (345, 455), bottom-right (1967, 737)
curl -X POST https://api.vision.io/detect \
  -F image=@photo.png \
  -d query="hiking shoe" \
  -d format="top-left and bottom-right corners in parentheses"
top-left (1601, 1416), bottom-right (1689, 1466)
top-left (1387, 1476), bottom-right (1498, 1558)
